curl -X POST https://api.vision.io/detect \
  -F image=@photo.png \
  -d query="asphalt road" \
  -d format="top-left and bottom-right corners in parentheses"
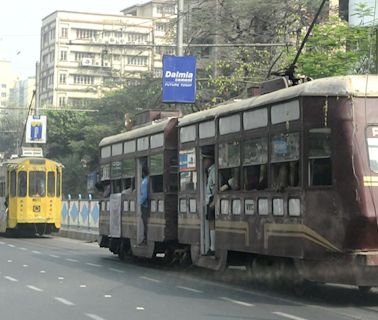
top-left (0, 235), bottom-right (378, 320)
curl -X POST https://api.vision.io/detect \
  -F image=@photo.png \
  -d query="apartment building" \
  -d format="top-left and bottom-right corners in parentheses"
top-left (9, 77), bottom-right (36, 109)
top-left (0, 59), bottom-right (18, 109)
top-left (38, 3), bottom-right (176, 109)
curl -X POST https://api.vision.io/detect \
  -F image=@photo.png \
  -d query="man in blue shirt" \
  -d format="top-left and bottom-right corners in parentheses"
top-left (139, 166), bottom-right (149, 245)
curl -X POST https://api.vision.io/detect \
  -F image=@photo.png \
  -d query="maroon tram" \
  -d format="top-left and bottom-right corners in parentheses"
top-left (98, 75), bottom-right (378, 291)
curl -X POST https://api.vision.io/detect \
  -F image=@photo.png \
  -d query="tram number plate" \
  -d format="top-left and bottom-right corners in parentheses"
top-left (33, 205), bottom-right (41, 213)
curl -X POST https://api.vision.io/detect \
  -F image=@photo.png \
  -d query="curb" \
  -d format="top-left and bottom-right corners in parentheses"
top-left (55, 228), bottom-right (99, 242)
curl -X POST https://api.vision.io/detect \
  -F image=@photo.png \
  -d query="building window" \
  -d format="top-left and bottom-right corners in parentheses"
top-left (59, 74), bottom-right (66, 84)
top-left (156, 46), bottom-right (175, 55)
top-left (76, 29), bottom-right (97, 39)
top-left (61, 27), bottom-right (68, 38)
top-left (73, 75), bottom-right (94, 85)
top-left (1, 93), bottom-right (6, 98)
top-left (1, 84), bottom-right (6, 89)
top-left (58, 97), bottom-right (66, 107)
top-left (155, 22), bottom-right (168, 32)
top-left (60, 50), bottom-right (67, 61)
top-left (50, 27), bottom-right (55, 40)
top-left (127, 56), bottom-right (147, 66)
top-left (49, 51), bottom-right (55, 63)
top-left (127, 33), bottom-right (148, 43)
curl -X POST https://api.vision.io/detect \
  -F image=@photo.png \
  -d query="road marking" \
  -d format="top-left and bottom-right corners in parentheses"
top-left (54, 297), bottom-right (75, 306)
top-left (80, 284), bottom-right (87, 288)
top-left (40, 270), bottom-right (46, 274)
top-left (272, 312), bottom-right (308, 320)
top-left (7, 259), bottom-right (12, 263)
top-left (139, 276), bottom-right (161, 283)
top-left (0, 241), bottom-right (5, 244)
top-left (65, 258), bottom-right (78, 263)
top-left (49, 254), bottom-right (60, 258)
top-left (58, 277), bottom-right (64, 280)
top-left (136, 307), bottom-right (145, 311)
top-left (19, 247), bottom-right (27, 251)
top-left (23, 264), bottom-right (29, 268)
top-left (32, 250), bottom-right (42, 254)
top-left (4, 276), bottom-right (18, 282)
top-left (7, 244), bottom-right (15, 248)
top-left (85, 262), bottom-right (102, 267)
top-left (176, 286), bottom-right (203, 293)
top-left (104, 294), bottom-right (112, 298)
top-left (219, 297), bottom-right (254, 307)
top-left (108, 267), bottom-right (124, 273)
top-left (85, 313), bottom-right (106, 320)
top-left (27, 285), bottom-right (43, 292)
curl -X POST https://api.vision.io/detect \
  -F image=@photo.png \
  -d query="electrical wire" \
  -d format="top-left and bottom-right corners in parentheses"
top-left (19, 90), bottom-right (36, 152)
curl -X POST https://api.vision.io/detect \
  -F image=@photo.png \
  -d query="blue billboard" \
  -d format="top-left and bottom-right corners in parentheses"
top-left (162, 55), bottom-right (196, 103)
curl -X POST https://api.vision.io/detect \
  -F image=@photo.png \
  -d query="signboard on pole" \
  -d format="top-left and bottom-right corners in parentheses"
top-left (26, 115), bottom-right (47, 144)
top-left (162, 55), bottom-right (196, 103)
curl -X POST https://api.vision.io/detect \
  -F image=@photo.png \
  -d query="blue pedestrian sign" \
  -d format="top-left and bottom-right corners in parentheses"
top-left (162, 55), bottom-right (196, 103)
top-left (26, 115), bottom-right (47, 144)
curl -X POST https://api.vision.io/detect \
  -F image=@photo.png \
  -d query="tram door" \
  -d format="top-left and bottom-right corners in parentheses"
top-left (136, 157), bottom-right (148, 244)
top-left (199, 146), bottom-right (215, 254)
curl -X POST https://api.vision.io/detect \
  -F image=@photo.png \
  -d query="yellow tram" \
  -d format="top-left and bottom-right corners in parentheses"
top-left (0, 151), bottom-right (63, 235)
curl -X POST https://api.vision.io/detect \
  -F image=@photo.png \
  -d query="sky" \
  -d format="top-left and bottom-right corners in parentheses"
top-left (0, 0), bottom-right (144, 78)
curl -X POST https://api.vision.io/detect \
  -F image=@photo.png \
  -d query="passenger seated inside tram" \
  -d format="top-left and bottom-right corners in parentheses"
top-left (122, 178), bottom-right (135, 194)
top-left (244, 164), bottom-right (267, 190)
top-left (220, 168), bottom-right (240, 191)
top-left (272, 161), bottom-right (299, 192)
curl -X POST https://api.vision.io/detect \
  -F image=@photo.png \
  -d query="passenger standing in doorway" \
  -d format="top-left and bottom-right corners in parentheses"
top-left (139, 166), bottom-right (149, 245)
top-left (204, 154), bottom-right (215, 256)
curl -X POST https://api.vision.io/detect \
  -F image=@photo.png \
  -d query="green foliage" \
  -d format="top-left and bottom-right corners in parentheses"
top-left (45, 75), bottom-right (168, 196)
top-left (287, 16), bottom-right (376, 78)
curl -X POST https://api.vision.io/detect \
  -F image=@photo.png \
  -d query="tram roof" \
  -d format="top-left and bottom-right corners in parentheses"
top-left (2, 157), bottom-right (63, 167)
top-left (99, 117), bottom-right (175, 147)
top-left (178, 75), bottom-right (378, 127)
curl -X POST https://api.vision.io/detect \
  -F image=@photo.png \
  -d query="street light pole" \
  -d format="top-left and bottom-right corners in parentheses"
top-left (177, 0), bottom-right (184, 56)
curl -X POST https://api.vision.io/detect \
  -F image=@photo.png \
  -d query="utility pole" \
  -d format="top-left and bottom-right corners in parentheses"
top-left (177, 0), bottom-right (184, 56)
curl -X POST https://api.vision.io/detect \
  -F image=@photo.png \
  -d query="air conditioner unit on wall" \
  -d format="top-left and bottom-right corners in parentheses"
top-left (81, 58), bottom-right (93, 66)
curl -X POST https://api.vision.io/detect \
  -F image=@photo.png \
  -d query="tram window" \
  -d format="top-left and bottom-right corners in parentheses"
top-left (219, 142), bottom-right (240, 191)
top-left (0, 182), bottom-right (4, 197)
top-left (243, 108), bottom-right (268, 130)
top-left (47, 172), bottom-right (55, 197)
top-left (122, 178), bottom-right (135, 193)
top-left (150, 153), bottom-right (164, 193)
top-left (271, 133), bottom-right (300, 190)
top-left (309, 129), bottom-right (332, 186)
top-left (112, 179), bottom-right (122, 194)
top-left (180, 125), bottom-right (196, 143)
top-left (124, 140), bottom-right (136, 154)
top-left (150, 133), bottom-right (164, 149)
top-left (18, 171), bottom-right (27, 197)
top-left (101, 146), bottom-right (111, 159)
top-left (271, 100), bottom-right (299, 125)
top-left (199, 121), bottom-right (215, 139)
top-left (219, 114), bottom-right (240, 135)
top-left (29, 171), bottom-right (46, 197)
top-left (10, 171), bottom-right (16, 197)
top-left (137, 136), bottom-right (149, 151)
top-left (180, 171), bottom-right (197, 192)
top-left (56, 169), bottom-right (61, 197)
top-left (243, 138), bottom-right (268, 190)
top-left (112, 143), bottom-right (122, 156)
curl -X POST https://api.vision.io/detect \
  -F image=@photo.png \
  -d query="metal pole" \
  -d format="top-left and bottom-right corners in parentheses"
top-left (177, 0), bottom-right (184, 56)
top-left (376, 28), bottom-right (378, 74)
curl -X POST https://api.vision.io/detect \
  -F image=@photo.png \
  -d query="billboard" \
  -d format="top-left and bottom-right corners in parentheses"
top-left (162, 55), bottom-right (196, 103)
top-left (26, 115), bottom-right (47, 144)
